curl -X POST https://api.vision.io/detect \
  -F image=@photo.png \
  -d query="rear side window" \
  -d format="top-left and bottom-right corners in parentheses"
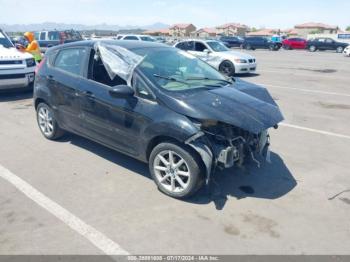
top-left (124, 36), bottom-right (139, 40)
top-left (176, 41), bottom-right (194, 51)
top-left (54, 48), bottom-right (87, 76)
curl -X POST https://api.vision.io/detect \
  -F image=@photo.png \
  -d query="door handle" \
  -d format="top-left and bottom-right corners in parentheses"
top-left (82, 90), bottom-right (95, 98)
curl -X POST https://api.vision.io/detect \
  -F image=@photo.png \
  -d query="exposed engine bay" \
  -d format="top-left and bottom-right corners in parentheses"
top-left (186, 120), bottom-right (272, 181)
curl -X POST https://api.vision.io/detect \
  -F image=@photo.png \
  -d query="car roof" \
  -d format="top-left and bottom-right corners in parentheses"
top-left (178, 39), bottom-right (219, 43)
top-left (47, 39), bottom-right (169, 52)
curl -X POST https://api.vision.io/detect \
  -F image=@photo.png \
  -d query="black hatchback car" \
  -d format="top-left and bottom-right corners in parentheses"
top-left (34, 40), bottom-right (284, 198)
top-left (242, 37), bottom-right (282, 51)
top-left (306, 37), bottom-right (348, 53)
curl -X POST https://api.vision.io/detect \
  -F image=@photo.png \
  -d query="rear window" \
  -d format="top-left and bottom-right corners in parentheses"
top-left (54, 48), bottom-right (87, 76)
top-left (48, 31), bottom-right (60, 41)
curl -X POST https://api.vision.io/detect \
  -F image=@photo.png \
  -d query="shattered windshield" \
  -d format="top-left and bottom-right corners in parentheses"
top-left (133, 47), bottom-right (230, 91)
top-left (0, 31), bottom-right (14, 48)
top-left (206, 41), bottom-right (230, 52)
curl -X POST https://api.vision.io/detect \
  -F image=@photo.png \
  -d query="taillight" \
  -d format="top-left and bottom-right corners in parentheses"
top-left (35, 57), bottom-right (46, 75)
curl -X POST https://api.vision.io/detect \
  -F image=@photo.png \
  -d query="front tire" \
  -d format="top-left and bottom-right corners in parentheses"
top-left (36, 103), bottom-right (65, 140)
top-left (149, 142), bottom-right (204, 199)
top-left (219, 60), bottom-right (235, 76)
top-left (336, 46), bottom-right (344, 53)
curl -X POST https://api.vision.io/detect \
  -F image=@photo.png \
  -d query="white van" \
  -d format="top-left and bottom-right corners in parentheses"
top-left (0, 29), bottom-right (36, 91)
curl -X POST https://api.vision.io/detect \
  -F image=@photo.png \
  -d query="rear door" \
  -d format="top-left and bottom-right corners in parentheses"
top-left (189, 41), bottom-right (212, 62)
top-left (175, 41), bottom-right (194, 52)
top-left (295, 38), bottom-right (304, 49)
top-left (316, 38), bottom-right (326, 50)
top-left (48, 47), bottom-right (89, 133)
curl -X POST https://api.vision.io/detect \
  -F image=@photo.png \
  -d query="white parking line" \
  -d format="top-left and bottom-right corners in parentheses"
top-left (280, 123), bottom-right (350, 140)
top-left (0, 164), bottom-right (129, 255)
top-left (260, 83), bottom-right (350, 97)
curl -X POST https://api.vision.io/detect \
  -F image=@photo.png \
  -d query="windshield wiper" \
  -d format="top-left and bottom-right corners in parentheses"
top-left (185, 77), bottom-right (233, 85)
top-left (153, 74), bottom-right (189, 85)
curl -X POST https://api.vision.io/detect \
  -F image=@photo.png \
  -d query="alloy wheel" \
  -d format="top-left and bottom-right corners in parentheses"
top-left (38, 106), bottom-right (54, 137)
top-left (153, 150), bottom-right (191, 193)
top-left (220, 61), bottom-right (234, 75)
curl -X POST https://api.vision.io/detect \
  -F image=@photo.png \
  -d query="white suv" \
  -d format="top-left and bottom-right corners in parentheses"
top-left (344, 46), bottom-right (350, 57)
top-left (0, 29), bottom-right (36, 91)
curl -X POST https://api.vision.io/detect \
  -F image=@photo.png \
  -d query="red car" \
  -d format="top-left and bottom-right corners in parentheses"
top-left (282, 38), bottom-right (307, 50)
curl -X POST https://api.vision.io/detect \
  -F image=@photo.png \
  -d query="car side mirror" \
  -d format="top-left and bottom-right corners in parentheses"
top-left (109, 85), bottom-right (135, 99)
top-left (203, 49), bottom-right (211, 55)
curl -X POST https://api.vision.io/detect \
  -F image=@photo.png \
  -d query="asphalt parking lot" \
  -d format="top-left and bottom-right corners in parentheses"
top-left (0, 49), bottom-right (349, 255)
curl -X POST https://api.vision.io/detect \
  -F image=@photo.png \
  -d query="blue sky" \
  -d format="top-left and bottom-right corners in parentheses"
top-left (0, 0), bottom-right (349, 29)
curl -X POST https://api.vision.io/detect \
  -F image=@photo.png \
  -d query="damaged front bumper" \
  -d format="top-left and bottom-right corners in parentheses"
top-left (185, 123), bottom-right (274, 184)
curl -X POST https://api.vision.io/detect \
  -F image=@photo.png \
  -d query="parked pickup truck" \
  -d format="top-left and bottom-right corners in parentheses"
top-left (34, 30), bottom-right (83, 53)
top-left (307, 37), bottom-right (348, 53)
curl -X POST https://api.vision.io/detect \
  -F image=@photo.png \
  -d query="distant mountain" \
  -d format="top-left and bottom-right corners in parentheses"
top-left (0, 22), bottom-right (170, 32)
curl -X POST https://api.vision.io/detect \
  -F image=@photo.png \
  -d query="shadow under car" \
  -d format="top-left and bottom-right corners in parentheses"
top-left (59, 134), bottom-right (296, 210)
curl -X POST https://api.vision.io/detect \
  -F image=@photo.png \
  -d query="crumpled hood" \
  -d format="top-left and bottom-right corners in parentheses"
top-left (158, 79), bottom-right (284, 134)
top-left (0, 46), bottom-right (32, 60)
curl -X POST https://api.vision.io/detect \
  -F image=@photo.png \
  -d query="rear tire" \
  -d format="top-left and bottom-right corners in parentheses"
top-left (149, 142), bottom-right (204, 199)
top-left (309, 45), bottom-right (317, 52)
top-left (283, 45), bottom-right (291, 50)
top-left (219, 60), bottom-right (235, 76)
top-left (36, 103), bottom-right (65, 140)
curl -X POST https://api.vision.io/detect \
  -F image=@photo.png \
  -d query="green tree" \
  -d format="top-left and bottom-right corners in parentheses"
top-left (346, 26), bottom-right (350, 31)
